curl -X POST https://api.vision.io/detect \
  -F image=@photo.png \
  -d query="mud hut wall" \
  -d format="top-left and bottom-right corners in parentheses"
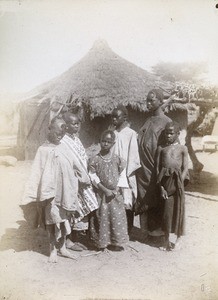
top-left (79, 116), bottom-right (111, 148)
top-left (18, 103), bottom-right (188, 160)
top-left (79, 107), bottom-right (188, 149)
top-left (17, 101), bottom-right (50, 160)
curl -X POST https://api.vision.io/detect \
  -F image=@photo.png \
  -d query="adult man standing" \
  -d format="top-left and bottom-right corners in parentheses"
top-left (135, 89), bottom-right (172, 239)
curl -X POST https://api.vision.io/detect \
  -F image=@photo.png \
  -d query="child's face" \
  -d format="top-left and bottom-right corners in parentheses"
top-left (165, 127), bottom-right (179, 144)
top-left (100, 133), bottom-right (115, 152)
top-left (147, 93), bottom-right (162, 111)
top-left (112, 110), bottom-right (126, 128)
top-left (48, 122), bottom-right (66, 145)
top-left (66, 116), bottom-right (80, 134)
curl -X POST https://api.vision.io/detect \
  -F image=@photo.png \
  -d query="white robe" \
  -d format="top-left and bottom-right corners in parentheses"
top-left (113, 126), bottom-right (141, 210)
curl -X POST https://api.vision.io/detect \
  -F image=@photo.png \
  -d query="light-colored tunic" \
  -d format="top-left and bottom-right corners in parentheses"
top-left (22, 141), bottom-right (72, 240)
top-left (22, 141), bottom-right (56, 205)
top-left (113, 126), bottom-right (141, 210)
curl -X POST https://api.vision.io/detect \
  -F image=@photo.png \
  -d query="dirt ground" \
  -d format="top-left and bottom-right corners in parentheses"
top-left (0, 138), bottom-right (218, 300)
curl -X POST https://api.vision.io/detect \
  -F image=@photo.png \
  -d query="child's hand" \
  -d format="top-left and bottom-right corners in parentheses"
top-left (160, 186), bottom-right (168, 200)
top-left (111, 187), bottom-right (120, 197)
top-left (105, 189), bottom-right (114, 198)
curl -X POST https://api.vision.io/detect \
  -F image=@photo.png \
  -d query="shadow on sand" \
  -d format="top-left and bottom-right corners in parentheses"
top-left (186, 170), bottom-right (218, 197)
top-left (0, 220), bottom-right (49, 256)
top-left (130, 226), bottom-right (164, 248)
top-left (0, 203), bottom-right (49, 256)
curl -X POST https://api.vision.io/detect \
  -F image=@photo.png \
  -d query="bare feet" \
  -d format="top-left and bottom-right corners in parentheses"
top-left (159, 242), bottom-right (175, 252)
top-left (59, 248), bottom-right (78, 260)
top-left (66, 238), bottom-right (75, 248)
top-left (48, 248), bottom-right (58, 263)
top-left (66, 239), bottom-right (84, 251)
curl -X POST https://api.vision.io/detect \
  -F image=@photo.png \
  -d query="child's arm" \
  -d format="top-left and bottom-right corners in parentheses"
top-left (97, 182), bottom-right (114, 198)
top-left (156, 146), bottom-right (162, 177)
top-left (181, 146), bottom-right (189, 182)
top-left (156, 146), bottom-right (168, 200)
top-left (89, 158), bottom-right (114, 198)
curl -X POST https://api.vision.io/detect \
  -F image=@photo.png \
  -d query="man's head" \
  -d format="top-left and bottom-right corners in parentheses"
top-left (63, 112), bottom-right (80, 134)
top-left (111, 105), bottom-right (128, 129)
top-left (146, 89), bottom-right (164, 112)
top-left (164, 121), bottom-right (181, 144)
top-left (47, 117), bottom-right (66, 145)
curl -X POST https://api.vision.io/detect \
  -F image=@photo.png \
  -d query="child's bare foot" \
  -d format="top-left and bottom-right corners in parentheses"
top-left (159, 242), bottom-right (175, 252)
top-left (159, 246), bottom-right (168, 251)
top-left (48, 248), bottom-right (58, 263)
top-left (59, 248), bottom-right (78, 260)
top-left (174, 238), bottom-right (182, 250)
top-left (66, 239), bottom-right (84, 251)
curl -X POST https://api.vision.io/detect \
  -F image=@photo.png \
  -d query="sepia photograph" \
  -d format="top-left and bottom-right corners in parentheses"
top-left (0, 0), bottom-right (218, 299)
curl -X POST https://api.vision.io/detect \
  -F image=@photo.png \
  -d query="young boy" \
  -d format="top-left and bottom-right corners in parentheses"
top-left (22, 117), bottom-right (66, 210)
top-left (61, 112), bottom-right (98, 251)
top-left (111, 106), bottom-right (141, 235)
top-left (156, 121), bottom-right (189, 251)
top-left (22, 117), bottom-right (78, 262)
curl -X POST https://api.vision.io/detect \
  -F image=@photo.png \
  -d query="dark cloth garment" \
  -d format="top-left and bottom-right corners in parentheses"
top-left (158, 167), bottom-right (189, 237)
top-left (135, 114), bottom-right (171, 214)
top-left (126, 209), bottom-right (134, 234)
top-left (88, 154), bottom-right (128, 249)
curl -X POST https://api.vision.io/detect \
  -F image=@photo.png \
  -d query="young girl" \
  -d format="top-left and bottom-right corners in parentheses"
top-left (88, 130), bottom-right (128, 251)
top-left (156, 121), bottom-right (189, 251)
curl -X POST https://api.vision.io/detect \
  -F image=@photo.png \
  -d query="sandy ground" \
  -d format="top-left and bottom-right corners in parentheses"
top-left (0, 138), bottom-right (218, 300)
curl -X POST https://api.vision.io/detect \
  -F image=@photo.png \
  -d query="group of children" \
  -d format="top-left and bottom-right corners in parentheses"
top-left (23, 89), bottom-right (189, 262)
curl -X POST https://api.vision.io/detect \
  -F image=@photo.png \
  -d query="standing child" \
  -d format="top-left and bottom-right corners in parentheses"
top-left (111, 106), bottom-right (141, 235)
top-left (22, 117), bottom-right (83, 262)
top-left (156, 121), bottom-right (189, 251)
top-left (22, 117), bottom-right (67, 228)
top-left (88, 130), bottom-right (128, 251)
top-left (62, 112), bottom-right (99, 250)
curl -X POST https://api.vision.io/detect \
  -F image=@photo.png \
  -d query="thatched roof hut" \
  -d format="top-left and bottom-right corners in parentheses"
top-left (24, 40), bottom-right (173, 116)
top-left (17, 40), bottom-right (177, 159)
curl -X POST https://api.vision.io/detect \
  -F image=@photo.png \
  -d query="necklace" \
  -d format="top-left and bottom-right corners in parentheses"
top-left (67, 133), bottom-right (76, 139)
top-left (166, 142), bottom-right (179, 146)
top-left (99, 153), bottom-right (112, 162)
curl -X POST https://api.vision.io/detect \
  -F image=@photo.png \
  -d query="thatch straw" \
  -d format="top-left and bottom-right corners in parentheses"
top-left (22, 40), bottom-right (173, 119)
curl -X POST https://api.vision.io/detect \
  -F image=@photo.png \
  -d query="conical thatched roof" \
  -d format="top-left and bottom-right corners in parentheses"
top-left (23, 40), bottom-right (173, 118)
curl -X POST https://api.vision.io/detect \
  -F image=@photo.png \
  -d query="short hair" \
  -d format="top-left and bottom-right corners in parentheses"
top-left (49, 117), bottom-right (66, 130)
top-left (101, 129), bottom-right (116, 142)
top-left (62, 112), bottom-right (80, 124)
top-left (147, 89), bottom-right (164, 103)
top-left (165, 121), bottom-right (181, 133)
top-left (113, 105), bottom-right (128, 118)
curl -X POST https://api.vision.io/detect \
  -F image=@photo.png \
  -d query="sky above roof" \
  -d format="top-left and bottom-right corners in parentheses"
top-left (0, 0), bottom-right (218, 94)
